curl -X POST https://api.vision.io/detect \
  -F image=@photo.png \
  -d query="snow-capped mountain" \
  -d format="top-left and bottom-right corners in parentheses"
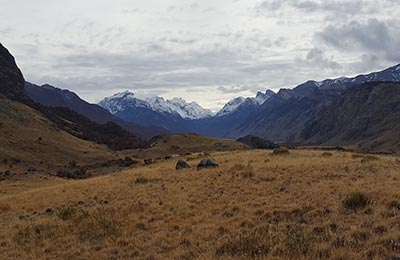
top-left (99, 91), bottom-right (213, 120)
top-left (216, 89), bottom-right (275, 117)
top-left (296, 63), bottom-right (400, 92)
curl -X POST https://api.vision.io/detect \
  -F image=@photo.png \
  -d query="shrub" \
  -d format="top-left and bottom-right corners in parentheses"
top-left (77, 210), bottom-right (120, 242)
top-left (272, 148), bottom-right (290, 155)
top-left (388, 200), bottom-right (400, 210)
top-left (321, 152), bottom-right (333, 157)
top-left (361, 155), bottom-right (380, 163)
top-left (342, 192), bottom-right (369, 211)
top-left (135, 177), bottom-right (151, 184)
top-left (57, 207), bottom-right (79, 221)
top-left (283, 225), bottom-right (310, 257)
top-left (229, 164), bottom-right (255, 179)
top-left (56, 168), bottom-right (91, 179)
top-left (351, 154), bottom-right (364, 159)
top-left (215, 231), bottom-right (269, 258)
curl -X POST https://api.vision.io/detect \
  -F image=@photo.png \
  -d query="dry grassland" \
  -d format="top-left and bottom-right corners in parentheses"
top-left (1, 149), bottom-right (400, 259)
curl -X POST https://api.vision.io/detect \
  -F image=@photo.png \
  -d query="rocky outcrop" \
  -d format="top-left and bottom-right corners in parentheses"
top-left (0, 43), bottom-right (30, 103)
top-left (237, 135), bottom-right (280, 150)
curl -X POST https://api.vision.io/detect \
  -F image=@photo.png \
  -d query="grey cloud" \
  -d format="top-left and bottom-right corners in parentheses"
top-left (217, 85), bottom-right (252, 94)
top-left (256, 0), bottom-right (375, 14)
top-left (349, 54), bottom-right (383, 73)
top-left (295, 48), bottom-right (341, 69)
top-left (316, 18), bottom-right (400, 62)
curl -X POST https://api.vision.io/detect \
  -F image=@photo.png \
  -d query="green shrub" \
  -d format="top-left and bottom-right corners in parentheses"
top-left (342, 192), bottom-right (369, 211)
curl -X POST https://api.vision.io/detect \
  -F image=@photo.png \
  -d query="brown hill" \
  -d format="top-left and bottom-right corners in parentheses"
top-left (129, 133), bottom-right (249, 158)
top-left (0, 43), bottom-right (146, 150)
top-left (0, 98), bottom-right (115, 172)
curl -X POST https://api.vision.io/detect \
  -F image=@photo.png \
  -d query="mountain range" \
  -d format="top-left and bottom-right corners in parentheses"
top-left (4, 39), bottom-right (399, 153)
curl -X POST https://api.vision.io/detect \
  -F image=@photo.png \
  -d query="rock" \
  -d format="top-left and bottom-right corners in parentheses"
top-left (197, 159), bottom-right (219, 170)
top-left (27, 166), bottom-right (37, 172)
top-left (236, 135), bottom-right (280, 149)
top-left (3, 170), bottom-right (12, 177)
top-left (176, 160), bottom-right (191, 170)
top-left (122, 157), bottom-right (138, 167)
top-left (68, 161), bottom-right (77, 168)
top-left (165, 155), bottom-right (172, 160)
top-left (144, 158), bottom-right (153, 165)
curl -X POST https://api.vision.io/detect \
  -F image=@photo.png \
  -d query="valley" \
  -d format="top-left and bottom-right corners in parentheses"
top-left (1, 149), bottom-right (400, 259)
top-left (1, 26), bottom-right (400, 260)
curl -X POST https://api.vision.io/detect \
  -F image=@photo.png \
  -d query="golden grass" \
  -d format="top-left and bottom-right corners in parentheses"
top-left (1, 149), bottom-right (400, 259)
top-left (0, 98), bottom-right (116, 172)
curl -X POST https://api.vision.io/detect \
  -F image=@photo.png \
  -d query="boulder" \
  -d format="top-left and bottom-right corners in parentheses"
top-left (122, 157), bottom-right (138, 167)
top-left (197, 159), bottom-right (219, 170)
top-left (176, 160), bottom-right (191, 170)
top-left (3, 170), bottom-right (12, 177)
top-left (144, 158), bottom-right (154, 165)
top-left (27, 166), bottom-right (37, 172)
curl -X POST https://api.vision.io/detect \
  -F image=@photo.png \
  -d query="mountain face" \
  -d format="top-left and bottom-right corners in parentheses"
top-left (25, 83), bottom-right (168, 139)
top-left (225, 63), bottom-right (400, 145)
top-left (99, 91), bottom-right (213, 120)
top-left (216, 90), bottom-right (274, 117)
top-left (0, 43), bottom-right (31, 104)
top-left (301, 82), bottom-right (400, 152)
top-left (98, 91), bottom-right (193, 133)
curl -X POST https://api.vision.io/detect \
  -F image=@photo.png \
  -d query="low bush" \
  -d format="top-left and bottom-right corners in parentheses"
top-left (321, 152), bottom-right (333, 157)
top-left (215, 231), bottom-right (269, 258)
top-left (361, 155), bottom-right (380, 163)
top-left (272, 148), bottom-right (290, 155)
top-left (342, 192), bottom-right (369, 211)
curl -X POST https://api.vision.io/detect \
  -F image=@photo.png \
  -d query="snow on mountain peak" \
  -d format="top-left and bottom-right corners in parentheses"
top-left (217, 89), bottom-right (275, 117)
top-left (217, 96), bottom-right (246, 117)
top-left (99, 92), bottom-right (213, 120)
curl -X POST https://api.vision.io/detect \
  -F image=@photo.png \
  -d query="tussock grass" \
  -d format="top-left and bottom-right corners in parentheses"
top-left (1, 149), bottom-right (400, 259)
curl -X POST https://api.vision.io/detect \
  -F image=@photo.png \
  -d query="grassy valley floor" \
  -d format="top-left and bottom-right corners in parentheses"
top-left (1, 149), bottom-right (400, 259)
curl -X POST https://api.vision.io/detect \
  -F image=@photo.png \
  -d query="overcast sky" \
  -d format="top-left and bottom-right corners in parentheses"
top-left (1, 0), bottom-right (399, 110)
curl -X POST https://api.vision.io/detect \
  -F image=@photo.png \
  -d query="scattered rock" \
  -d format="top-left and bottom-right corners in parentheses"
top-left (122, 157), bottom-right (138, 167)
top-left (4, 170), bottom-right (12, 177)
top-left (68, 161), bottom-right (77, 168)
top-left (237, 135), bottom-right (280, 149)
top-left (197, 158), bottom-right (219, 170)
top-left (144, 158), bottom-right (154, 165)
top-left (57, 162), bottom-right (90, 179)
top-left (27, 166), bottom-right (37, 172)
top-left (176, 160), bottom-right (191, 170)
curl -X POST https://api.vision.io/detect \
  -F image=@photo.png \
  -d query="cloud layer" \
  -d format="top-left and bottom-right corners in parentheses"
top-left (0, 0), bottom-right (399, 110)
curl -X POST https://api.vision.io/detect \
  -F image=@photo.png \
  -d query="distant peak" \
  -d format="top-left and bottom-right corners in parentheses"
top-left (265, 89), bottom-right (275, 95)
top-left (111, 90), bottom-right (135, 98)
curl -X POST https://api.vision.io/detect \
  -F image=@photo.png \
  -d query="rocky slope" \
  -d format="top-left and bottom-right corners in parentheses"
top-left (301, 82), bottom-right (400, 152)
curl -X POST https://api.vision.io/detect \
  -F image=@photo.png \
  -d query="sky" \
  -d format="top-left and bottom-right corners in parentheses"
top-left (1, 0), bottom-right (399, 111)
